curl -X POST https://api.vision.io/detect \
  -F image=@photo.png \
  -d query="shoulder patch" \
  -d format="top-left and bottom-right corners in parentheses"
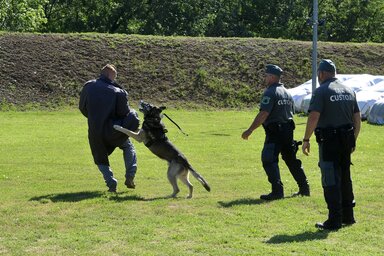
top-left (261, 96), bottom-right (271, 105)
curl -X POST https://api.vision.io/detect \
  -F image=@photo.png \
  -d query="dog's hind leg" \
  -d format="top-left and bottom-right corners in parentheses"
top-left (167, 161), bottom-right (182, 198)
top-left (179, 169), bottom-right (193, 199)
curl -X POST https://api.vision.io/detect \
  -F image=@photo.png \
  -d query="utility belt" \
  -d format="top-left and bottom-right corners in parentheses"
top-left (315, 124), bottom-right (355, 149)
top-left (263, 119), bottom-right (295, 133)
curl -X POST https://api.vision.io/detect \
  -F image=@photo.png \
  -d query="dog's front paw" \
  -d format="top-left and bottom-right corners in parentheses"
top-left (113, 125), bottom-right (123, 130)
top-left (114, 125), bottom-right (130, 135)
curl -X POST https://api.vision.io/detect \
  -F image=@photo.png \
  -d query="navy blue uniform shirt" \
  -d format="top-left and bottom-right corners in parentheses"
top-left (79, 75), bottom-right (130, 165)
top-left (260, 82), bottom-right (294, 126)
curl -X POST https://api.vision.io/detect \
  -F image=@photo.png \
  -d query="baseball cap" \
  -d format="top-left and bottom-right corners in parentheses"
top-left (318, 59), bottom-right (336, 73)
top-left (266, 64), bottom-right (283, 76)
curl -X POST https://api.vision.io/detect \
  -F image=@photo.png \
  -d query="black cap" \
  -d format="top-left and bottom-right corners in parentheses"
top-left (318, 59), bottom-right (336, 73)
top-left (266, 64), bottom-right (283, 76)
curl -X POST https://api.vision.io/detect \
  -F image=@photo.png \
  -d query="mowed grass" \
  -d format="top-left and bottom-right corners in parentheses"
top-left (0, 109), bottom-right (383, 255)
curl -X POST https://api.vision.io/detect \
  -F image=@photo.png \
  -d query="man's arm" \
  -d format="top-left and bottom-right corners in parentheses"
top-left (241, 110), bottom-right (269, 140)
top-left (353, 112), bottom-right (361, 140)
top-left (302, 111), bottom-right (320, 155)
top-left (79, 85), bottom-right (88, 118)
top-left (116, 90), bottom-right (130, 117)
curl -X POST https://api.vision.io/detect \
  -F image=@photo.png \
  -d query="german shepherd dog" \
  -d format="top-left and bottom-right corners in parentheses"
top-left (113, 101), bottom-right (210, 198)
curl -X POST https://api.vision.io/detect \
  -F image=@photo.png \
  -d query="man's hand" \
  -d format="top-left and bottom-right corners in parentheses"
top-left (302, 141), bottom-right (310, 156)
top-left (242, 129), bottom-right (253, 140)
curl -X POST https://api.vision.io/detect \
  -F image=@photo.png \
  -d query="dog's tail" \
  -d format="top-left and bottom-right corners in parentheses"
top-left (188, 166), bottom-right (211, 192)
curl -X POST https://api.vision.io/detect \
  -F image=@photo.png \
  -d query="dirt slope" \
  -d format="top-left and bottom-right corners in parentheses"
top-left (0, 33), bottom-right (383, 109)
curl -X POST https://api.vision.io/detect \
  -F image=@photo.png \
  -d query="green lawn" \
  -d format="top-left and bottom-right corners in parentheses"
top-left (0, 110), bottom-right (383, 255)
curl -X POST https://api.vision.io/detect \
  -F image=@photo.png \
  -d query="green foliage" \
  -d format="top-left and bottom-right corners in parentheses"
top-left (0, 0), bottom-right (383, 42)
top-left (0, 110), bottom-right (383, 255)
top-left (0, 98), bottom-right (16, 111)
top-left (0, 0), bottom-right (47, 31)
top-left (318, 0), bottom-right (384, 43)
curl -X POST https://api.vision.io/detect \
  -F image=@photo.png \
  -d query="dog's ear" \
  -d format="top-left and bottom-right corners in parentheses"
top-left (160, 106), bottom-right (166, 111)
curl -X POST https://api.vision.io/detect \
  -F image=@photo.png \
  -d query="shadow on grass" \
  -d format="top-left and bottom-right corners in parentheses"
top-left (30, 191), bottom-right (171, 203)
top-left (217, 198), bottom-right (268, 207)
top-left (30, 191), bottom-right (105, 202)
top-left (265, 230), bottom-right (330, 244)
top-left (108, 194), bottom-right (169, 202)
top-left (29, 191), bottom-right (143, 203)
top-left (209, 133), bottom-right (231, 137)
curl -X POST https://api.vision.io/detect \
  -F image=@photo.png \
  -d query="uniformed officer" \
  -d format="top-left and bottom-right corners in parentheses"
top-left (79, 64), bottom-right (139, 192)
top-left (302, 59), bottom-right (361, 230)
top-left (242, 64), bottom-right (310, 200)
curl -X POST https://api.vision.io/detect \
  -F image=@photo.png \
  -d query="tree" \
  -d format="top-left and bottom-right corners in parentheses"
top-left (141, 0), bottom-right (219, 36)
top-left (0, 0), bottom-right (382, 42)
top-left (318, 0), bottom-right (384, 42)
top-left (0, 0), bottom-right (47, 31)
top-left (43, 0), bottom-right (147, 33)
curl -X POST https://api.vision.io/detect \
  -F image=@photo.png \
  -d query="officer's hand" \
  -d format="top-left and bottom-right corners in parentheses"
top-left (241, 129), bottom-right (252, 140)
top-left (302, 141), bottom-right (310, 156)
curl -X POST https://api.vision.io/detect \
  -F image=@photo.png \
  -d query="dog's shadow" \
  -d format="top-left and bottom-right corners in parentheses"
top-left (218, 197), bottom-right (268, 207)
top-left (110, 194), bottom-right (173, 202)
top-left (29, 191), bottom-right (173, 203)
top-left (265, 230), bottom-right (330, 244)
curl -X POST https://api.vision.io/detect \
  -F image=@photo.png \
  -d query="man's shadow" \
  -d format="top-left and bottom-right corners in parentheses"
top-left (265, 230), bottom-right (330, 243)
top-left (218, 195), bottom-right (302, 207)
top-left (29, 191), bottom-right (171, 203)
top-left (218, 198), bottom-right (330, 243)
top-left (30, 191), bottom-right (106, 203)
top-left (218, 197), bottom-right (268, 207)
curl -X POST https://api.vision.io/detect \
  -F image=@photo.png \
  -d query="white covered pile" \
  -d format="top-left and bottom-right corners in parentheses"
top-left (288, 74), bottom-right (384, 125)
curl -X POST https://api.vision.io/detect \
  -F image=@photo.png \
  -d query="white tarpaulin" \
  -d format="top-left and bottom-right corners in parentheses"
top-left (356, 90), bottom-right (384, 119)
top-left (367, 99), bottom-right (384, 125)
top-left (289, 74), bottom-right (384, 125)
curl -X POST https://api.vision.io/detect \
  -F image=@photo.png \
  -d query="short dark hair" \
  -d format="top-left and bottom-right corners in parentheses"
top-left (101, 64), bottom-right (117, 74)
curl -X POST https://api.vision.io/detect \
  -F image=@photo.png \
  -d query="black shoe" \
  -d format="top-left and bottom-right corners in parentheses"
top-left (342, 218), bottom-right (356, 225)
top-left (260, 192), bottom-right (284, 201)
top-left (125, 176), bottom-right (136, 189)
top-left (315, 220), bottom-right (341, 230)
top-left (342, 208), bottom-right (355, 225)
top-left (107, 180), bottom-right (117, 192)
top-left (292, 186), bottom-right (310, 197)
top-left (108, 187), bottom-right (116, 192)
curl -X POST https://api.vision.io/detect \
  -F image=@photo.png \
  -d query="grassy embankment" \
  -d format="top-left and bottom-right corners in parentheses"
top-left (1, 33), bottom-right (383, 110)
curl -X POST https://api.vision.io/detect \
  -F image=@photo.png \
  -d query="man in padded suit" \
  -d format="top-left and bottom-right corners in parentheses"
top-left (242, 64), bottom-right (309, 200)
top-left (79, 64), bottom-right (139, 192)
top-left (302, 59), bottom-right (361, 230)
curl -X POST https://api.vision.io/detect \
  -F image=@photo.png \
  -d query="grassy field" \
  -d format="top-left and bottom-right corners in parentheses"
top-left (0, 109), bottom-right (383, 255)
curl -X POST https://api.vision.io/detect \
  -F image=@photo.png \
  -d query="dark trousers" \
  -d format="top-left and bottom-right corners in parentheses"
top-left (317, 130), bottom-right (355, 224)
top-left (262, 122), bottom-right (307, 189)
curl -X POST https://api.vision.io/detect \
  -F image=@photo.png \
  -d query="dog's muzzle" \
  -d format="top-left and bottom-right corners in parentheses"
top-left (139, 100), bottom-right (152, 113)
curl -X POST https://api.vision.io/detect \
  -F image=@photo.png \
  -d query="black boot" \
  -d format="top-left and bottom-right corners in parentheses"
top-left (107, 179), bottom-right (117, 192)
top-left (124, 176), bottom-right (136, 189)
top-left (260, 182), bottom-right (284, 200)
top-left (316, 207), bottom-right (342, 230)
top-left (315, 219), bottom-right (341, 230)
top-left (342, 208), bottom-right (356, 225)
top-left (292, 183), bottom-right (310, 197)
